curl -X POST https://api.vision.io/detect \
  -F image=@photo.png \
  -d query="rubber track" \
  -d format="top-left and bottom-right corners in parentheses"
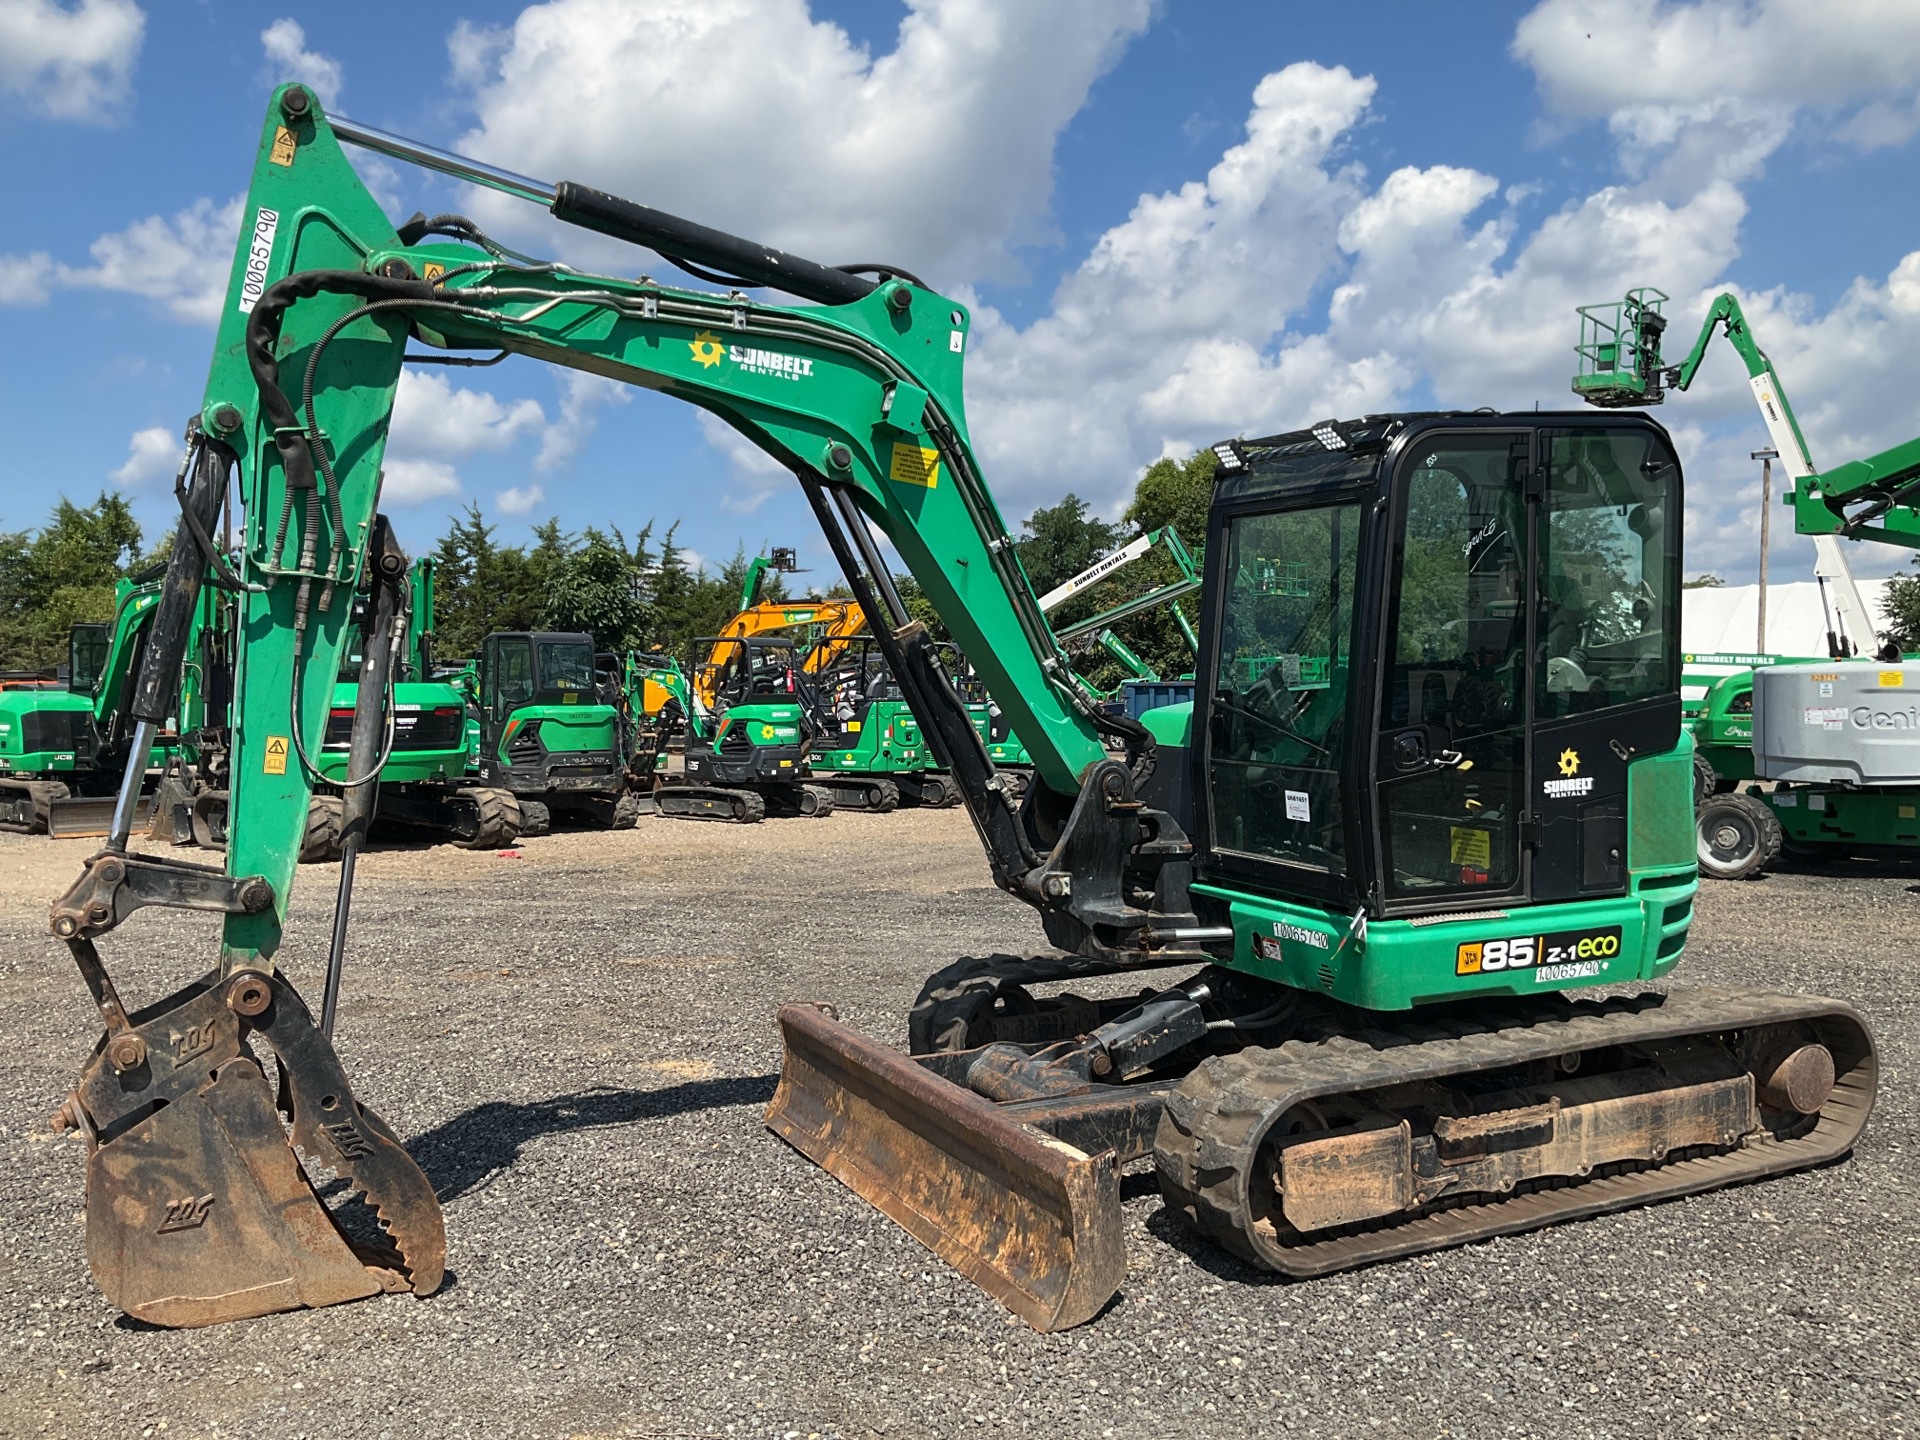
top-left (818, 776), bottom-right (898, 813)
top-left (1154, 985), bottom-right (1875, 1276)
top-left (0, 779), bottom-right (68, 834)
top-left (655, 785), bottom-right (765, 823)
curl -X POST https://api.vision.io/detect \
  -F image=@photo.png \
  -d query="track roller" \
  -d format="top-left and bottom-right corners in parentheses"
top-left (817, 776), bottom-right (899, 812)
top-left (654, 783), bottom-right (766, 823)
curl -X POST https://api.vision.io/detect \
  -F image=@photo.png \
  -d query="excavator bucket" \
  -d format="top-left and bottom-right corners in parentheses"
top-left (69, 967), bottom-right (444, 1326)
top-left (766, 1003), bottom-right (1125, 1332)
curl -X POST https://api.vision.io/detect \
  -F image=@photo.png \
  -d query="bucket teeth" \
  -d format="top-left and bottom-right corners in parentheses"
top-left (76, 969), bottom-right (444, 1326)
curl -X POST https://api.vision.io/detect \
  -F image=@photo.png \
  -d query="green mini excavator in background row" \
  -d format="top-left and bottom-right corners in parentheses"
top-left (42, 87), bottom-right (1876, 1336)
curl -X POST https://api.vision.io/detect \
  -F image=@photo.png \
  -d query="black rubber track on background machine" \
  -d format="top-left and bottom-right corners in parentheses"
top-left (818, 776), bottom-right (898, 813)
top-left (1153, 985), bottom-right (1874, 1278)
top-left (654, 784), bottom-right (765, 823)
top-left (0, 778), bottom-right (70, 834)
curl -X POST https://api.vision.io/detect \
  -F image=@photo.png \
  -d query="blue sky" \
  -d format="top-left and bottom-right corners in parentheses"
top-left (3, 0), bottom-right (1919, 586)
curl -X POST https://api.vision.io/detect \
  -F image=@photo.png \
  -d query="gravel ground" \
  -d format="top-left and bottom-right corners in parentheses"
top-left (0, 812), bottom-right (1915, 1440)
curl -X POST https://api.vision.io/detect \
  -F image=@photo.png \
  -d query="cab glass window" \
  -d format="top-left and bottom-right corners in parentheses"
top-left (1208, 503), bottom-right (1360, 875)
top-left (537, 639), bottom-right (596, 697)
top-left (494, 637), bottom-right (534, 715)
top-left (1537, 429), bottom-right (1679, 718)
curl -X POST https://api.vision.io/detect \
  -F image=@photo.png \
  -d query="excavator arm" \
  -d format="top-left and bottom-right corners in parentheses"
top-left (49, 84), bottom-right (1201, 1329)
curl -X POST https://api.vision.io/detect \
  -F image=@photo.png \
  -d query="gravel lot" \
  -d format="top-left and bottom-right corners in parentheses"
top-left (0, 812), bottom-right (1915, 1440)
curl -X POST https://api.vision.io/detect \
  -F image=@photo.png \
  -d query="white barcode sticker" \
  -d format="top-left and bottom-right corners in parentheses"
top-left (1284, 789), bottom-right (1310, 822)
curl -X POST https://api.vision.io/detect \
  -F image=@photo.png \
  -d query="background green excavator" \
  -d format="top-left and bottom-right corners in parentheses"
top-left (45, 87), bottom-right (1876, 1338)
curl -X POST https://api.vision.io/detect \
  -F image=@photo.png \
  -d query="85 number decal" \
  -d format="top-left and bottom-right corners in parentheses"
top-left (1456, 925), bottom-right (1621, 976)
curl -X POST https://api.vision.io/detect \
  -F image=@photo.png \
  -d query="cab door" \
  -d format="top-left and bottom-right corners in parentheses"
top-left (1373, 433), bottom-right (1531, 908)
top-left (1530, 426), bottom-right (1681, 901)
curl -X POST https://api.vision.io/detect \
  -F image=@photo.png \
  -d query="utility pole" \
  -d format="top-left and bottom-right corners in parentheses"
top-left (1753, 447), bottom-right (1778, 653)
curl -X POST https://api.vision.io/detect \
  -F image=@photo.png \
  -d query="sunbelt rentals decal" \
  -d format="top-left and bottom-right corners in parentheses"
top-left (689, 330), bottom-right (813, 381)
top-left (1541, 747), bottom-right (1593, 799)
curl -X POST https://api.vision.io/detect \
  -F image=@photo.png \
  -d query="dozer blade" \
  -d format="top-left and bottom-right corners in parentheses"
top-left (47, 794), bottom-right (151, 840)
top-left (72, 968), bottom-right (444, 1327)
top-left (767, 1002), bottom-right (1124, 1333)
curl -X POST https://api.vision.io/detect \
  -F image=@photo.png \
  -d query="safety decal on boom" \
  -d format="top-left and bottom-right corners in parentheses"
top-left (263, 735), bottom-right (288, 776)
top-left (889, 443), bottom-right (940, 489)
top-left (1456, 924), bottom-right (1620, 981)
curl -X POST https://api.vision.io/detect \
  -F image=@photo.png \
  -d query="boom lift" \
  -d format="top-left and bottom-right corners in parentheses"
top-left (45, 88), bottom-right (1875, 1334)
top-left (1575, 287), bottom-right (1920, 874)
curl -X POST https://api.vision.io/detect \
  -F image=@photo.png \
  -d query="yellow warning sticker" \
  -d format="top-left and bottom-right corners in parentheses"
top-left (1882, 671), bottom-right (1906, 688)
top-left (269, 126), bottom-right (298, 167)
top-left (1448, 826), bottom-right (1491, 869)
top-left (422, 261), bottom-right (446, 283)
top-left (1902, 805), bottom-right (1917, 819)
top-left (889, 442), bottom-right (940, 489)
top-left (264, 735), bottom-right (289, 776)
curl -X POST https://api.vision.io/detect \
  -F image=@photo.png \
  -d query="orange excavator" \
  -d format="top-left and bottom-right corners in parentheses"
top-left (691, 550), bottom-right (867, 710)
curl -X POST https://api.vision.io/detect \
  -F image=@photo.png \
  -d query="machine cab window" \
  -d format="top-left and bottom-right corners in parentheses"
top-left (69, 624), bottom-right (110, 698)
top-left (1536, 429), bottom-right (1678, 719)
top-left (1207, 502), bottom-right (1360, 878)
top-left (483, 635), bottom-right (534, 718)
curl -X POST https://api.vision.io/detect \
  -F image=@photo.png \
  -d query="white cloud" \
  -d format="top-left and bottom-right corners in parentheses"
top-left (1515, 0), bottom-right (1920, 190)
top-left (0, 195), bottom-right (239, 322)
top-left (389, 368), bottom-right (546, 459)
top-left (494, 483), bottom-right (545, 516)
top-left (697, 410), bottom-right (789, 515)
top-left (108, 425), bottom-right (177, 488)
top-left (536, 370), bottom-right (630, 472)
top-left (963, 62), bottom-right (1385, 512)
top-left (0, 0), bottom-right (144, 121)
top-left (381, 458), bottom-right (461, 506)
top-left (0, 251), bottom-right (54, 305)
top-left (449, 0), bottom-right (1151, 286)
top-left (57, 195), bottom-right (242, 324)
top-left (1517, 0), bottom-right (1920, 117)
top-left (260, 18), bottom-right (343, 109)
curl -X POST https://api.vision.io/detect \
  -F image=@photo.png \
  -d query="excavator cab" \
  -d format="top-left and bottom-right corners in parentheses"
top-left (1196, 412), bottom-right (1682, 928)
top-left (475, 632), bottom-right (634, 829)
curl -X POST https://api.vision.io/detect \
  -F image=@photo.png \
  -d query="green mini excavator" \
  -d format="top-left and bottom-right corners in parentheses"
top-left (43, 87), bottom-right (1876, 1337)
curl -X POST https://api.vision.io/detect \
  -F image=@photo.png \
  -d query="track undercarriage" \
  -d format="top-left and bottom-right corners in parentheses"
top-left (768, 955), bottom-right (1875, 1330)
top-left (652, 777), bottom-right (835, 823)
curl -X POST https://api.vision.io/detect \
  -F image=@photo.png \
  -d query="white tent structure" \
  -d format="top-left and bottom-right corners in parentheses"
top-left (1682, 579), bottom-right (1895, 663)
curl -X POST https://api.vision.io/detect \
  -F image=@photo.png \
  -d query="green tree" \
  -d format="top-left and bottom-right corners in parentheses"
top-left (1881, 567), bottom-right (1920, 652)
top-left (1682, 573), bottom-right (1725, 589)
top-left (542, 539), bottom-right (654, 651)
top-left (0, 493), bottom-right (153, 671)
top-left (1015, 493), bottom-right (1122, 597)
